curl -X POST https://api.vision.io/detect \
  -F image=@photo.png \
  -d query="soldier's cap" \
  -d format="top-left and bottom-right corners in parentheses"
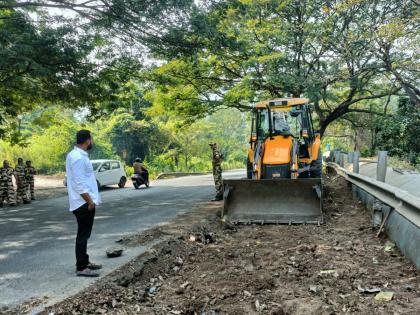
top-left (209, 143), bottom-right (216, 146)
top-left (26, 160), bottom-right (31, 164)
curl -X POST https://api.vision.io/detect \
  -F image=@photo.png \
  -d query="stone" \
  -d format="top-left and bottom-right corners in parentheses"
top-left (106, 247), bottom-right (123, 258)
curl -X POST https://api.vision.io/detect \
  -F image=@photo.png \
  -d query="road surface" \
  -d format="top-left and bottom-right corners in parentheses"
top-left (0, 171), bottom-right (243, 312)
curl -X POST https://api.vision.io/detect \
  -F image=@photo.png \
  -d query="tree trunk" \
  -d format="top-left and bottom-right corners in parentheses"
top-left (400, 83), bottom-right (420, 107)
top-left (353, 128), bottom-right (359, 151)
top-left (319, 109), bottom-right (346, 137)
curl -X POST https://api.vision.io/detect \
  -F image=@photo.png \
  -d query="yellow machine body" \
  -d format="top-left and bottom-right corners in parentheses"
top-left (224, 98), bottom-right (323, 224)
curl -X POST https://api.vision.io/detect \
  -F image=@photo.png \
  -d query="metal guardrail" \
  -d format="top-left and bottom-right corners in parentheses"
top-left (328, 162), bottom-right (420, 228)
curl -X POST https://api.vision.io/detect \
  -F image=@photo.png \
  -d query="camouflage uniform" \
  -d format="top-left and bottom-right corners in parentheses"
top-left (209, 143), bottom-right (223, 200)
top-left (25, 163), bottom-right (36, 200)
top-left (0, 162), bottom-right (16, 206)
top-left (15, 162), bottom-right (30, 204)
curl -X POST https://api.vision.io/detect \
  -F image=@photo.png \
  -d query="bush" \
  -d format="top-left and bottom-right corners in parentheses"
top-left (375, 97), bottom-right (420, 166)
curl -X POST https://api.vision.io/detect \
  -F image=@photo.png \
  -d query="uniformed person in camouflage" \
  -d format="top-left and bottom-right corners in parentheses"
top-left (15, 158), bottom-right (30, 204)
top-left (0, 160), bottom-right (16, 207)
top-left (209, 143), bottom-right (224, 201)
top-left (25, 160), bottom-right (36, 200)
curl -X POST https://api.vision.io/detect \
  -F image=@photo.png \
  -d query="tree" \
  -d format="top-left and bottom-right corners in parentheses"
top-left (371, 1), bottom-right (419, 107)
top-left (375, 97), bottom-right (420, 165)
top-left (145, 0), bottom-right (415, 136)
top-left (0, 0), bottom-right (198, 55)
top-left (0, 0), bottom-right (197, 141)
top-left (2, 0), bottom-right (418, 150)
top-left (99, 85), bottom-right (171, 164)
top-left (105, 110), bottom-right (167, 164)
top-left (0, 6), bottom-right (140, 141)
top-left (0, 107), bottom-right (115, 173)
top-left (147, 108), bottom-right (248, 171)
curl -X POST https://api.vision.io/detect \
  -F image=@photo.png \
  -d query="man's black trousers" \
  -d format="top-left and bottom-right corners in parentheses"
top-left (73, 203), bottom-right (95, 271)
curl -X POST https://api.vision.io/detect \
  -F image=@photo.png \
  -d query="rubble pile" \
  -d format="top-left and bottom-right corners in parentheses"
top-left (44, 175), bottom-right (419, 314)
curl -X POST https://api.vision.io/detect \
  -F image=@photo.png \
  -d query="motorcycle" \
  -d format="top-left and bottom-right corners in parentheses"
top-left (131, 172), bottom-right (150, 189)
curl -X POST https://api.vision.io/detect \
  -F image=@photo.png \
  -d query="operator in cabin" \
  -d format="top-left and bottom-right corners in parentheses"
top-left (273, 111), bottom-right (292, 136)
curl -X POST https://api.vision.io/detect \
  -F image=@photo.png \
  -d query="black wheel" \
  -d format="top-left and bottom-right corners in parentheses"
top-left (96, 180), bottom-right (101, 190)
top-left (247, 158), bottom-right (253, 179)
top-left (310, 148), bottom-right (323, 178)
top-left (145, 181), bottom-right (150, 188)
top-left (134, 182), bottom-right (139, 189)
top-left (118, 176), bottom-right (127, 188)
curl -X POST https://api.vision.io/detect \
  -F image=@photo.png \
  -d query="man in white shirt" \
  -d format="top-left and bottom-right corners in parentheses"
top-left (66, 130), bottom-right (102, 277)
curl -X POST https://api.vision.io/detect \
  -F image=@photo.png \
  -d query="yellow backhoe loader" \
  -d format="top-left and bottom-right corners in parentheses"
top-left (222, 98), bottom-right (323, 224)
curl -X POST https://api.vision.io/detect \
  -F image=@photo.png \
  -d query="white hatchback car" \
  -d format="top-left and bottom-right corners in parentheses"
top-left (92, 160), bottom-right (127, 188)
top-left (64, 159), bottom-right (127, 189)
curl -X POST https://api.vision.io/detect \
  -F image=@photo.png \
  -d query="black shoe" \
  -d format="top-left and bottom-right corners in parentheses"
top-left (31, 197), bottom-right (35, 200)
top-left (76, 268), bottom-right (100, 277)
top-left (211, 196), bottom-right (223, 202)
top-left (87, 262), bottom-right (103, 270)
top-left (24, 200), bottom-right (31, 204)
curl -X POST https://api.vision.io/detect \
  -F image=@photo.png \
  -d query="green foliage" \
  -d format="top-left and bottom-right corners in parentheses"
top-left (0, 9), bottom-right (88, 133)
top-left (105, 110), bottom-right (165, 164)
top-left (0, 104), bottom-right (248, 176)
top-left (375, 97), bottom-right (420, 165)
top-left (145, 108), bottom-right (248, 174)
top-left (1, 0), bottom-right (418, 173)
top-left (145, 0), bottom-right (416, 136)
top-left (0, 108), bottom-right (116, 173)
top-left (0, 5), bottom-right (142, 142)
top-left (0, 118), bottom-right (77, 173)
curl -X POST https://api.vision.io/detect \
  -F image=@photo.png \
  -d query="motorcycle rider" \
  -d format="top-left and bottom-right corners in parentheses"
top-left (133, 158), bottom-right (149, 183)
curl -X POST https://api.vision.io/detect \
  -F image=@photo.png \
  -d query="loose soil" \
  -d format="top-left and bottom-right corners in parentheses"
top-left (20, 175), bottom-right (420, 314)
top-left (34, 175), bottom-right (67, 200)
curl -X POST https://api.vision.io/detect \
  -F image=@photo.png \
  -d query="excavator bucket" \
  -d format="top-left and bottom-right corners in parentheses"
top-left (222, 179), bottom-right (323, 224)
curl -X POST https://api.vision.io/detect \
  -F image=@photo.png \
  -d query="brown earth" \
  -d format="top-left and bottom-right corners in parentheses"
top-left (34, 175), bottom-right (68, 200)
top-left (35, 187), bottom-right (68, 200)
top-left (34, 175), bottom-right (420, 314)
top-left (33, 176), bottom-right (123, 200)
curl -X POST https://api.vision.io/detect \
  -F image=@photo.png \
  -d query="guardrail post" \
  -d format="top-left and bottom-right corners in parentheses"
top-left (339, 153), bottom-right (345, 167)
top-left (348, 152), bottom-right (354, 163)
top-left (377, 151), bottom-right (388, 182)
top-left (353, 152), bottom-right (359, 174)
top-left (331, 150), bottom-right (336, 162)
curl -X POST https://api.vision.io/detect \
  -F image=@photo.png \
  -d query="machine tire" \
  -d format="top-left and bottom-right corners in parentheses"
top-left (310, 148), bottom-right (323, 178)
top-left (96, 180), bottom-right (101, 190)
top-left (118, 176), bottom-right (127, 188)
top-left (134, 182), bottom-right (139, 189)
top-left (247, 158), bottom-right (253, 179)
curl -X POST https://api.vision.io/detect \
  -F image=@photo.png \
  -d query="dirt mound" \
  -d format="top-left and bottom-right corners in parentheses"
top-left (42, 175), bottom-right (419, 315)
top-left (115, 227), bottom-right (170, 246)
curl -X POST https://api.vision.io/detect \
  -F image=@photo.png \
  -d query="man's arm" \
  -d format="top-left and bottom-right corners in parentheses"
top-left (72, 158), bottom-right (95, 210)
top-left (80, 193), bottom-right (95, 210)
top-left (215, 151), bottom-right (223, 161)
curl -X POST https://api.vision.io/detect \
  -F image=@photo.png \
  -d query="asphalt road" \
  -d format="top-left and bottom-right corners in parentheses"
top-left (0, 171), bottom-right (243, 311)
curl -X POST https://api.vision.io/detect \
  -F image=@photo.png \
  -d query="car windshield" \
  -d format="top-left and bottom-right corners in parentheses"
top-left (92, 162), bottom-right (101, 171)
